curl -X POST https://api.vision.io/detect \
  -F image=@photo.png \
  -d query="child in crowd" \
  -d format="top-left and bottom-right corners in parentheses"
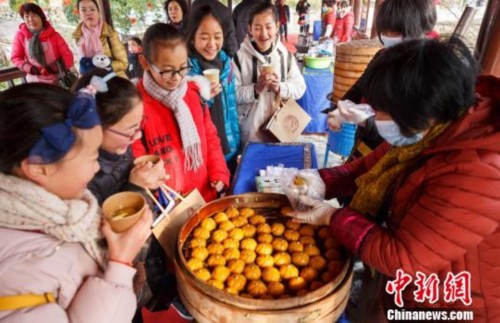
top-left (233, 2), bottom-right (305, 143)
top-left (133, 23), bottom-right (230, 202)
top-left (127, 37), bottom-right (144, 82)
top-left (0, 83), bottom-right (151, 321)
top-left (187, 5), bottom-right (241, 174)
top-left (73, 0), bottom-right (128, 77)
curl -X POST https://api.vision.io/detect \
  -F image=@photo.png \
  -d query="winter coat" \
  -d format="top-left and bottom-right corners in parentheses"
top-left (276, 4), bottom-right (290, 24)
top-left (334, 11), bottom-right (354, 43)
top-left (232, 0), bottom-right (269, 47)
top-left (126, 52), bottom-right (143, 80)
top-left (322, 10), bottom-right (336, 36)
top-left (131, 79), bottom-right (230, 202)
top-left (191, 0), bottom-right (238, 57)
top-left (233, 36), bottom-right (306, 143)
top-left (319, 76), bottom-right (500, 322)
top-left (189, 50), bottom-right (241, 162)
top-left (11, 22), bottom-right (74, 84)
top-left (72, 22), bottom-right (128, 78)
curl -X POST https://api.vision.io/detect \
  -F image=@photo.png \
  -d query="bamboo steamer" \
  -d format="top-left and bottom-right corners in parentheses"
top-left (175, 193), bottom-right (354, 323)
top-left (333, 39), bottom-right (383, 102)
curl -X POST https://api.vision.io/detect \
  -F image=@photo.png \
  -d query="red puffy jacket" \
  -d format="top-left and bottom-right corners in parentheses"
top-left (132, 80), bottom-right (230, 202)
top-left (334, 11), bottom-right (354, 43)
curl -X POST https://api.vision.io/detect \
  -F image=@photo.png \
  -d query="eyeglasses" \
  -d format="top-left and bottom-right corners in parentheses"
top-left (106, 116), bottom-right (146, 141)
top-left (150, 63), bottom-right (191, 79)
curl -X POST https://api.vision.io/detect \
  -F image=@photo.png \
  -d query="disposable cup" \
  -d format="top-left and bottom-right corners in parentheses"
top-left (102, 192), bottom-right (146, 233)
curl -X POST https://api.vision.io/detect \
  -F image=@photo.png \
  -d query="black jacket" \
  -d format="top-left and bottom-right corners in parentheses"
top-left (192, 0), bottom-right (238, 57)
top-left (126, 52), bottom-right (144, 80)
top-left (232, 0), bottom-right (270, 47)
top-left (276, 4), bottom-right (290, 23)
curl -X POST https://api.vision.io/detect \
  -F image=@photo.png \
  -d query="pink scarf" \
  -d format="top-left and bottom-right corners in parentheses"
top-left (79, 20), bottom-right (103, 57)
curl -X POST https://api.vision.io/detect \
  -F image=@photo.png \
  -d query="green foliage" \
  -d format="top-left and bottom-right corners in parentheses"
top-left (9, 0), bottom-right (49, 13)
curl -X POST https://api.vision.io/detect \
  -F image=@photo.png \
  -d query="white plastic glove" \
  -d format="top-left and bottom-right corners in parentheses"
top-left (289, 195), bottom-right (338, 225)
top-left (337, 100), bottom-right (375, 124)
top-left (327, 109), bottom-right (342, 131)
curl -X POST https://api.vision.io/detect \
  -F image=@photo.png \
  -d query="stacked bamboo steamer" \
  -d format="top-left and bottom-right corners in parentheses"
top-left (333, 39), bottom-right (384, 102)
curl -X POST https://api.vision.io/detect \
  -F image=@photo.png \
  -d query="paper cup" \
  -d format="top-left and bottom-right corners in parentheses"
top-left (261, 64), bottom-right (274, 74)
top-left (134, 154), bottom-right (161, 166)
top-left (102, 192), bottom-right (146, 233)
top-left (203, 69), bottom-right (220, 83)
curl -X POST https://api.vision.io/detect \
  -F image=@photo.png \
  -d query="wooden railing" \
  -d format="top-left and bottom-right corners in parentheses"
top-left (0, 67), bottom-right (27, 89)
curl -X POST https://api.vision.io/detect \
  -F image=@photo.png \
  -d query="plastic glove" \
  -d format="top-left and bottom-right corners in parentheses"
top-left (337, 100), bottom-right (375, 124)
top-left (289, 195), bottom-right (338, 225)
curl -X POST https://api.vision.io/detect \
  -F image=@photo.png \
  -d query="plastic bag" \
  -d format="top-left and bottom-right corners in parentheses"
top-left (280, 168), bottom-right (326, 211)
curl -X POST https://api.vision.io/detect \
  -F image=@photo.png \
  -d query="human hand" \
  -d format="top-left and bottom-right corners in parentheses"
top-left (129, 159), bottom-right (169, 190)
top-left (268, 73), bottom-right (280, 93)
top-left (209, 81), bottom-right (222, 98)
top-left (69, 66), bottom-right (78, 75)
top-left (40, 67), bottom-right (50, 76)
top-left (255, 70), bottom-right (273, 94)
top-left (30, 66), bottom-right (40, 75)
top-left (211, 180), bottom-right (225, 192)
top-left (327, 109), bottom-right (342, 131)
top-left (102, 208), bottom-right (153, 264)
top-left (289, 195), bottom-right (338, 225)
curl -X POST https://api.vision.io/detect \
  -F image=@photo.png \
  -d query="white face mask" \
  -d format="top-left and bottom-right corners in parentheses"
top-left (380, 35), bottom-right (403, 47)
top-left (375, 120), bottom-right (424, 146)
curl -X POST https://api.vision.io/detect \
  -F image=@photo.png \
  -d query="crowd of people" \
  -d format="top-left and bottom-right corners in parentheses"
top-left (0, 0), bottom-right (499, 322)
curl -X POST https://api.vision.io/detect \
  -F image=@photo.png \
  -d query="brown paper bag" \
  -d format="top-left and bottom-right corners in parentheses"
top-left (264, 96), bottom-right (311, 142)
top-left (152, 185), bottom-right (206, 258)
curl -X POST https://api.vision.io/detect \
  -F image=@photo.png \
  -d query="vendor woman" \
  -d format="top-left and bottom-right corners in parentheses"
top-left (292, 37), bottom-right (500, 322)
top-left (321, 0), bottom-right (336, 40)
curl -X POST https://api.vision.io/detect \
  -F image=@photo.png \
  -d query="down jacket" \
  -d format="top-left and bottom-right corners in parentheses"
top-left (131, 78), bottom-right (230, 202)
top-left (11, 22), bottom-right (74, 84)
top-left (234, 36), bottom-right (306, 143)
top-left (319, 76), bottom-right (500, 322)
top-left (189, 50), bottom-right (241, 162)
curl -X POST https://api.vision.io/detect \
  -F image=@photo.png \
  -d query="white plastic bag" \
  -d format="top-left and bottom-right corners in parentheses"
top-left (280, 169), bottom-right (326, 211)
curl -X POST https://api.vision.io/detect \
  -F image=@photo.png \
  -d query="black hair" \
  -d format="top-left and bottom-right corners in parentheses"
top-left (248, 2), bottom-right (279, 26)
top-left (71, 69), bottom-right (141, 127)
top-left (186, 5), bottom-right (223, 55)
top-left (0, 84), bottom-right (74, 174)
top-left (164, 0), bottom-right (189, 25)
top-left (322, 0), bottom-right (337, 8)
top-left (19, 3), bottom-right (47, 25)
top-left (77, 0), bottom-right (100, 12)
top-left (142, 22), bottom-right (186, 62)
top-left (376, 0), bottom-right (436, 41)
top-left (361, 37), bottom-right (477, 136)
top-left (128, 37), bottom-right (142, 46)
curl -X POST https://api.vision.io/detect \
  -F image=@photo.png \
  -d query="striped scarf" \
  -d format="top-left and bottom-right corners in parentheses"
top-left (79, 20), bottom-right (103, 58)
top-left (143, 72), bottom-right (203, 171)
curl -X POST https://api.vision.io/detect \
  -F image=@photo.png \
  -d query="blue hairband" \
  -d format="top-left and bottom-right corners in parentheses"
top-left (28, 92), bottom-right (101, 164)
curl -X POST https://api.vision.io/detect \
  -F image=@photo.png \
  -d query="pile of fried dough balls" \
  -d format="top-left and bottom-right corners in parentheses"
top-left (185, 206), bottom-right (346, 299)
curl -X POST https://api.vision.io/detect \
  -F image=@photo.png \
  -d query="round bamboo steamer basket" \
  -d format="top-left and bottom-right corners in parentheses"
top-left (336, 38), bottom-right (383, 57)
top-left (175, 193), bottom-right (354, 323)
top-left (334, 67), bottom-right (364, 79)
top-left (334, 75), bottom-right (358, 87)
top-left (334, 82), bottom-right (353, 94)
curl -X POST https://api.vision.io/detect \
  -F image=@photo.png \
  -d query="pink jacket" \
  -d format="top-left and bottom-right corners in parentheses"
top-left (11, 22), bottom-right (74, 84)
top-left (334, 11), bottom-right (354, 43)
top-left (0, 228), bottom-right (137, 322)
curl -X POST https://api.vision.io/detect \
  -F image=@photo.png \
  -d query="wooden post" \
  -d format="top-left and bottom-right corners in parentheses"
top-left (100, 0), bottom-right (113, 28)
top-left (370, 0), bottom-right (384, 38)
top-left (353, 0), bottom-right (362, 28)
top-left (475, 0), bottom-right (500, 77)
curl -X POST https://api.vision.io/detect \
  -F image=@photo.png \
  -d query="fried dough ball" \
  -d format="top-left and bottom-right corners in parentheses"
top-left (267, 282), bottom-right (285, 297)
top-left (255, 243), bottom-right (273, 255)
top-left (321, 271), bottom-right (335, 283)
top-left (239, 207), bottom-right (255, 218)
top-left (223, 248), bottom-right (240, 261)
top-left (225, 207), bottom-right (239, 218)
top-left (327, 261), bottom-right (344, 275)
top-left (191, 247), bottom-right (209, 261)
top-left (280, 206), bottom-right (294, 216)
top-left (256, 223), bottom-right (271, 234)
top-left (299, 225), bottom-right (314, 237)
top-left (271, 223), bottom-right (285, 236)
top-left (247, 280), bottom-right (267, 297)
top-left (309, 256), bottom-right (327, 271)
top-left (296, 289), bottom-right (309, 297)
top-left (300, 267), bottom-right (318, 282)
top-left (193, 227), bottom-right (210, 240)
top-left (200, 218), bottom-right (217, 231)
top-left (285, 219), bottom-right (301, 231)
top-left (228, 228), bottom-right (245, 241)
top-left (318, 227), bottom-right (331, 240)
top-left (240, 249), bottom-right (257, 264)
top-left (256, 255), bottom-right (274, 268)
top-left (207, 254), bottom-right (226, 267)
top-left (213, 212), bottom-right (229, 223)
top-left (189, 238), bottom-right (207, 248)
top-left (240, 238), bottom-right (257, 250)
top-left (262, 267), bottom-right (281, 282)
top-left (211, 229), bottom-right (228, 243)
top-left (207, 279), bottom-right (224, 290)
top-left (279, 264), bottom-right (299, 279)
top-left (187, 258), bottom-right (204, 271)
top-left (232, 216), bottom-right (248, 228)
top-left (194, 268), bottom-right (211, 282)
top-left (272, 238), bottom-right (288, 252)
top-left (257, 233), bottom-right (273, 244)
top-left (324, 238), bottom-right (338, 250)
top-left (218, 221), bottom-right (235, 232)
top-left (243, 264), bottom-right (261, 280)
top-left (241, 224), bottom-right (257, 238)
top-left (227, 259), bottom-right (246, 274)
top-left (227, 274), bottom-right (247, 291)
top-left (325, 248), bottom-right (342, 261)
top-left (310, 281), bottom-right (324, 291)
top-left (299, 236), bottom-right (316, 246)
top-left (212, 265), bottom-right (231, 282)
top-left (274, 252), bottom-right (291, 266)
top-left (207, 242), bottom-right (225, 255)
top-left (288, 241), bottom-right (304, 253)
top-left (225, 287), bottom-right (239, 295)
top-left (249, 215), bottom-right (266, 225)
top-left (304, 245), bottom-right (321, 257)
top-left (284, 230), bottom-right (300, 242)
top-left (223, 238), bottom-right (240, 249)
top-left (288, 277), bottom-right (306, 291)
top-left (292, 252), bottom-right (310, 267)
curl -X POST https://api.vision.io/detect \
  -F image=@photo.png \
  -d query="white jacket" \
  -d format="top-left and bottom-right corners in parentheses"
top-left (233, 36), bottom-right (306, 143)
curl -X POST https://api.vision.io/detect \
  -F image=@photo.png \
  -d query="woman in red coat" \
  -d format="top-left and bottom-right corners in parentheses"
top-left (11, 3), bottom-right (74, 84)
top-left (334, 0), bottom-right (354, 43)
top-left (292, 38), bottom-right (500, 322)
